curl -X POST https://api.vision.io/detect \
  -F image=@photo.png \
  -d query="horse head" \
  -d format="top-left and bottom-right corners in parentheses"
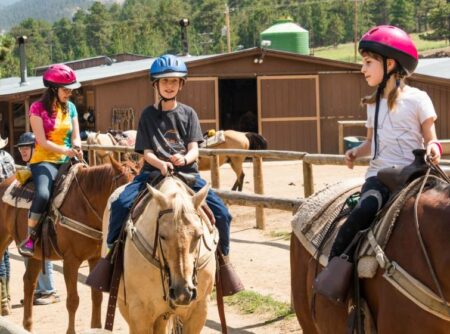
top-left (146, 177), bottom-right (210, 306)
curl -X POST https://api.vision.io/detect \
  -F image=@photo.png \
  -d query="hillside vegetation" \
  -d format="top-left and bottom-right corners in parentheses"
top-left (0, 0), bottom-right (448, 78)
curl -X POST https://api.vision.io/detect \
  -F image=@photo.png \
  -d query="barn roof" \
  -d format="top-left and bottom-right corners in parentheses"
top-left (0, 48), bottom-right (448, 100)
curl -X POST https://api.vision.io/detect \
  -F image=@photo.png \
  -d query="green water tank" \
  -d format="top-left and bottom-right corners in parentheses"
top-left (260, 19), bottom-right (310, 55)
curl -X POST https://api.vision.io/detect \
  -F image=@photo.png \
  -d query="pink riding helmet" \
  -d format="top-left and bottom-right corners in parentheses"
top-left (359, 25), bottom-right (418, 75)
top-left (43, 64), bottom-right (81, 89)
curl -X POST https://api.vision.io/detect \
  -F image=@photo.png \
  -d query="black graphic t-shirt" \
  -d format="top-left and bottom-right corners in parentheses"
top-left (135, 103), bottom-right (204, 173)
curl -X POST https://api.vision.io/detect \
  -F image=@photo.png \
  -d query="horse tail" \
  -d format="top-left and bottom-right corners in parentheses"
top-left (245, 132), bottom-right (268, 150)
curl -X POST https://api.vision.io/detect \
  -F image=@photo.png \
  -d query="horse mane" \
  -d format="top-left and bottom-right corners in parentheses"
top-left (76, 164), bottom-right (116, 194)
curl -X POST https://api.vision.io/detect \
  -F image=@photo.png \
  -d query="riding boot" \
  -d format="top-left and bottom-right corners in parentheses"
top-left (1, 277), bottom-right (10, 316)
top-left (18, 226), bottom-right (39, 257)
top-left (218, 253), bottom-right (244, 296)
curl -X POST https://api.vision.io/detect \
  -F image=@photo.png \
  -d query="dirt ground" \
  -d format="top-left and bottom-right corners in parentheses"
top-left (3, 161), bottom-right (366, 333)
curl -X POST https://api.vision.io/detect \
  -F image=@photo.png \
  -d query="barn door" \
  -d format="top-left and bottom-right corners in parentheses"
top-left (257, 75), bottom-right (320, 152)
top-left (177, 77), bottom-right (219, 132)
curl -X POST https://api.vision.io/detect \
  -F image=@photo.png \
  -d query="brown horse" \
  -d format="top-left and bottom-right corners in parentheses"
top-left (0, 159), bottom-right (135, 334)
top-left (198, 130), bottom-right (268, 191)
top-left (290, 177), bottom-right (450, 334)
top-left (102, 176), bottom-right (218, 333)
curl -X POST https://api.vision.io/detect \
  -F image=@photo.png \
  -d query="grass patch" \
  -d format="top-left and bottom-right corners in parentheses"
top-left (269, 230), bottom-right (291, 241)
top-left (313, 32), bottom-right (448, 63)
top-left (224, 290), bottom-right (294, 319)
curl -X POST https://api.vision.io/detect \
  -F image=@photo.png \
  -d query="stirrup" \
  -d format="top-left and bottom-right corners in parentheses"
top-left (218, 254), bottom-right (244, 296)
top-left (18, 238), bottom-right (35, 257)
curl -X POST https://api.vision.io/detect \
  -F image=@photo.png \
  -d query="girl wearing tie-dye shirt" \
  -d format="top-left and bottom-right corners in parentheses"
top-left (19, 64), bottom-right (83, 257)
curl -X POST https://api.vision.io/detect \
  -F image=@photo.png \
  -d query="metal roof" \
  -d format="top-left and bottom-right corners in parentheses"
top-left (0, 54), bottom-right (213, 97)
top-left (415, 57), bottom-right (450, 79)
top-left (1, 51), bottom-right (448, 98)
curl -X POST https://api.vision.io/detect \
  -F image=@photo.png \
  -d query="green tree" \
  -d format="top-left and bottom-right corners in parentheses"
top-left (424, 0), bottom-right (450, 42)
top-left (390, 0), bottom-right (415, 31)
top-left (85, 2), bottom-right (113, 55)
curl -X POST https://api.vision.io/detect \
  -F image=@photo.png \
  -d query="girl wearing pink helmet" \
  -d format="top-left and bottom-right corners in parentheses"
top-left (18, 64), bottom-right (83, 257)
top-left (327, 25), bottom-right (441, 261)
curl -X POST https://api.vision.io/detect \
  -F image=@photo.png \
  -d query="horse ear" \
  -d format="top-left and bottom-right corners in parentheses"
top-left (146, 184), bottom-right (169, 209)
top-left (192, 183), bottom-right (210, 210)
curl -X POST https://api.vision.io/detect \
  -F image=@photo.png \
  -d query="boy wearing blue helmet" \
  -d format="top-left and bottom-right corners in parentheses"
top-left (107, 55), bottom-right (238, 279)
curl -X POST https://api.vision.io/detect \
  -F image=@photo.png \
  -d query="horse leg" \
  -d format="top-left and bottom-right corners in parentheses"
top-left (123, 300), bottom-right (155, 334)
top-left (22, 257), bottom-right (42, 332)
top-left (290, 234), bottom-right (320, 334)
top-left (230, 157), bottom-right (245, 191)
top-left (88, 258), bottom-right (103, 329)
top-left (182, 301), bottom-right (208, 334)
top-left (63, 257), bottom-right (82, 334)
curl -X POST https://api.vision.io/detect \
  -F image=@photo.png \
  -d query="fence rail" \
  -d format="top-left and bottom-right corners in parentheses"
top-left (81, 143), bottom-right (450, 229)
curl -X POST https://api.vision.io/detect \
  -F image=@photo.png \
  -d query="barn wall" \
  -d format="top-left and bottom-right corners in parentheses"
top-left (93, 76), bottom-right (154, 131)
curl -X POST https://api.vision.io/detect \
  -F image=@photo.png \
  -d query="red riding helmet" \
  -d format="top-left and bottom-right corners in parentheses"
top-left (359, 25), bottom-right (418, 75)
top-left (43, 64), bottom-right (81, 89)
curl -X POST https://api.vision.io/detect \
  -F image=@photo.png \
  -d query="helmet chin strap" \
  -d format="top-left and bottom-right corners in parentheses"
top-left (373, 57), bottom-right (395, 160)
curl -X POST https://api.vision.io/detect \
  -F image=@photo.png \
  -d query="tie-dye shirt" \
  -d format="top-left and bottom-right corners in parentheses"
top-left (29, 101), bottom-right (77, 164)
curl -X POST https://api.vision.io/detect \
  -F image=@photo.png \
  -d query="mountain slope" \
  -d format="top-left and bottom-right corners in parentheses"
top-left (0, 0), bottom-right (123, 31)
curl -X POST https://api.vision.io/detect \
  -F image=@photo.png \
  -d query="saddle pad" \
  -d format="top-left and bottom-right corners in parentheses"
top-left (200, 130), bottom-right (225, 148)
top-left (53, 163), bottom-right (87, 209)
top-left (2, 179), bottom-right (34, 209)
top-left (291, 178), bottom-right (364, 266)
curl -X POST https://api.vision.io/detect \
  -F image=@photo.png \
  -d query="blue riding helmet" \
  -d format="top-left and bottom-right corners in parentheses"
top-left (16, 132), bottom-right (35, 147)
top-left (149, 54), bottom-right (187, 82)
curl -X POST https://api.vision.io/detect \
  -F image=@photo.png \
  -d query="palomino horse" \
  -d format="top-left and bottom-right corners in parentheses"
top-left (198, 130), bottom-right (268, 191)
top-left (290, 175), bottom-right (450, 334)
top-left (86, 130), bottom-right (138, 165)
top-left (103, 176), bottom-right (218, 333)
top-left (0, 159), bottom-right (135, 334)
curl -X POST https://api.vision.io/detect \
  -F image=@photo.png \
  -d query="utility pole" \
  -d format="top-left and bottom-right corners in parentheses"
top-left (354, 0), bottom-right (358, 63)
top-left (224, 4), bottom-right (231, 53)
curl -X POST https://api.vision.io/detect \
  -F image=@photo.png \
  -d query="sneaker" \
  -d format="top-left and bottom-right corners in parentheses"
top-left (20, 292), bottom-right (42, 305)
top-left (34, 292), bottom-right (60, 306)
top-left (18, 237), bottom-right (35, 257)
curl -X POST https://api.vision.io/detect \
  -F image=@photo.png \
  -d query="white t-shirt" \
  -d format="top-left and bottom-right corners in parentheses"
top-left (365, 86), bottom-right (437, 178)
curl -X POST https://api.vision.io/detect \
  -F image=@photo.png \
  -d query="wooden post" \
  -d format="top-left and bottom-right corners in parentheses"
top-left (88, 149), bottom-right (94, 166)
top-left (338, 122), bottom-right (344, 154)
top-left (253, 156), bottom-right (265, 229)
top-left (210, 155), bottom-right (220, 189)
top-left (303, 161), bottom-right (314, 197)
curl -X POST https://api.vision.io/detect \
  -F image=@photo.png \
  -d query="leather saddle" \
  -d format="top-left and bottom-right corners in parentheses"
top-left (377, 149), bottom-right (430, 193)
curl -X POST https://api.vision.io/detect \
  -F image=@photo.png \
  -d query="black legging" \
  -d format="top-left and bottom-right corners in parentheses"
top-left (329, 176), bottom-right (390, 260)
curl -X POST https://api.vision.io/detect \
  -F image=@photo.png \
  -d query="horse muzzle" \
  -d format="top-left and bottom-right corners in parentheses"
top-left (169, 285), bottom-right (197, 306)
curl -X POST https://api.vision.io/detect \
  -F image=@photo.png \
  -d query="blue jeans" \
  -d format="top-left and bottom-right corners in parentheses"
top-left (29, 162), bottom-right (60, 221)
top-left (107, 172), bottom-right (232, 255)
top-left (24, 258), bottom-right (56, 294)
top-left (0, 250), bottom-right (10, 279)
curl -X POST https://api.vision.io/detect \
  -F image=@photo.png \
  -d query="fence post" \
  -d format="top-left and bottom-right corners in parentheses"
top-left (88, 149), bottom-right (94, 166)
top-left (210, 155), bottom-right (220, 189)
top-left (253, 156), bottom-right (265, 229)
top-left (303, 161), bottom-right (314, 197)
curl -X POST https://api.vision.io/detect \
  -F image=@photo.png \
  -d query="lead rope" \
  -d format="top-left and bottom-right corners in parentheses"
top-left (414, 168), bottom-right (450, 316)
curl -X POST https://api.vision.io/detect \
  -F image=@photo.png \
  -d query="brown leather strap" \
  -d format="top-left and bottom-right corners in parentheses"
top-left (215, 254), bottom-right (228, 334)
top-left (104, 239), bottom-right (124, 331)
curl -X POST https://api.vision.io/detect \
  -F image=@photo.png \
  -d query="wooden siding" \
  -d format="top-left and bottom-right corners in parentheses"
top-left (177, 78), bottom-right (218, 130)
top-left (409, 78), bottom-right (450, 140)
top-left (263, 120), bottom-right (318, 151)
top-left (258, 75), bottom-right (320, 152)
top-left (93, 76), bottom-right (153, 131)
top-left (319, 72), bottom-right (370, 153)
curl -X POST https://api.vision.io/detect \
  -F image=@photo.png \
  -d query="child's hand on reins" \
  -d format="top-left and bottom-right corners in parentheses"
top-left (159, 161), bottom-right (174, 175)
top-left (169, 154), bottom-right (186, 166)
top-left (426, 141), bottom-right (441, 165)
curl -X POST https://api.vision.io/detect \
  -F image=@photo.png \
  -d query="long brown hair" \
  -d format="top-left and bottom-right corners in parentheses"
top-left (40, 88), bottom-right (69, 117)
top-left (360, 51), bottom-right (406, 111)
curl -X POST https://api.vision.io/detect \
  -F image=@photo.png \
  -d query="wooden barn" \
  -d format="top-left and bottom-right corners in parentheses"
top-left (0, 48), bottom-right (449, 158)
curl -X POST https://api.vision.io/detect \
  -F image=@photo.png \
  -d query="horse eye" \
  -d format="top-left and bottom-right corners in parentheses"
top-left (159, 234), bottom-right (166, 241)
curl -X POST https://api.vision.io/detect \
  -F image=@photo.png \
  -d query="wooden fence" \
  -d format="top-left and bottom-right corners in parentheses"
top-left (81, 143), bottom-right (450, 229)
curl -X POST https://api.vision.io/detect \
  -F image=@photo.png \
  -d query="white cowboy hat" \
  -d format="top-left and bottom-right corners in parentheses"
top-left (0, 136), bottom-right (8, 149)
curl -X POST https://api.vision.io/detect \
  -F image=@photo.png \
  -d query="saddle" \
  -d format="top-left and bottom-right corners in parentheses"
top-left (377, 149), bottom-right (430, 193)
top-left (200, 129), bottom-right (225, 148)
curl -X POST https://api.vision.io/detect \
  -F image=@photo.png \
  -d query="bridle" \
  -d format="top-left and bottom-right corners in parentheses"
top-left (155, 208), bottom-right (202, 307)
